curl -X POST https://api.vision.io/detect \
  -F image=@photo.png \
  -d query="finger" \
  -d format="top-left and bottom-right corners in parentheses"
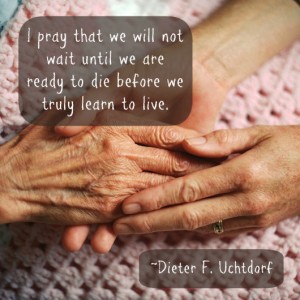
top-left (136, 172), bottom-right (174, 188)
top-left (54, 91), bottom-right (102, 136)
top-left (122, 163), bottom-right (236, 214)
top-left (61, 225), bottom-right (90, 252)
top-left (115, 195), bottom-right (248, 234)
top-left (126, 126), bottom-right (198, 151)
top-left (129, 146), bottom-right (214, 177)
top-left (183, 126), bottom-right (271, 158)
top-left (31, 103), bottom-right (68, 126)
top-left (204, 227), bottom-right (259, 238)
top-left (196, 216), bottom-right (261, 235)
top-left (91, 224), bottom-right (117, 253)
top-left (55, 125), bottom-right (91, 137)
top-left (55, 91), bottom-right (100, 134)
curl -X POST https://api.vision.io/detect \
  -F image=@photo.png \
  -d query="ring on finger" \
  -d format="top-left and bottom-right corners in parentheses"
top-left (213, 220), bottom-right (224, 234)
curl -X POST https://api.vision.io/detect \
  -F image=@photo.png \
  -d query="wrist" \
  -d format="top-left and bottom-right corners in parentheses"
top-left (192, 30), bottom-right (230, 93)
top-left (192, 0), bottom-right (300, 90)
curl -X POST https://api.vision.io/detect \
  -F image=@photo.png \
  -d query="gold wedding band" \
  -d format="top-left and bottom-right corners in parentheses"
top-left (213, 220), bottom-right (224, 234)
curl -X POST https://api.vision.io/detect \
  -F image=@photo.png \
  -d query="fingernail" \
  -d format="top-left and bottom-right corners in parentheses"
top-left (114, 224), bottom-right (133, 235)
top-left (123, 203), bottom-right (141, 214)
top-left (186, 136), bottom-right (207, 145)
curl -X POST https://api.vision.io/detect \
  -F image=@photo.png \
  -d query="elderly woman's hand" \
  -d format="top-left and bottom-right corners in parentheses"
top-left (114, 125), bottom-right (300, 236)
top-left (0, 123), bottom-right (212, 225)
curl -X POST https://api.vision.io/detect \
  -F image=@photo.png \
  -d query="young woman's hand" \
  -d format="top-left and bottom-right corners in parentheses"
top-left (115, 126), bottom-right (300, 236)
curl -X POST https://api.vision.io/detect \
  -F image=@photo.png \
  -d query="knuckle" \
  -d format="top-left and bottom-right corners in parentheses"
top-left (171, 156), bottom-right (190, 176)
top-left (245, 164), bottom-right (258, 180)
top-left (181, 209), bottom-right (200, 230)
top-left (237, 163), bottom-right (262, 189)
top-left (246, 194), bottom-right (268, 215)
top-left (137, 217), bottom-right (153, 233)
top-left (179, 180), bottom-right (199, 203)
top-left (235, 171), bottom-right (253, 190)
top-left (157, 127), bottom-right (183, 147)
top-left (213, 129), bottom-right (230, 145)
top-left (102, 137), bottom-right (118, 154)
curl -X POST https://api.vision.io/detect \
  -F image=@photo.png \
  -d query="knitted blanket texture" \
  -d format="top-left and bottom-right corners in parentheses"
top-left (0, 0), bottom-right (300, 299)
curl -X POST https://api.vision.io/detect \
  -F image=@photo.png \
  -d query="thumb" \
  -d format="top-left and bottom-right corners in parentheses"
top-left (55, 125), bottom-right (90, 137)
top-left (54, 97), bottom-right (96, 137)
top-left (54, 106), bottom-right (92, 137)
top-left (91, 225), bottom-right (116, 254)
top-left (183, 126), bottom-right (270, 158)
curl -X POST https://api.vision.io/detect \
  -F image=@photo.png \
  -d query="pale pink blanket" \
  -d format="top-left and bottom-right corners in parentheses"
top-left (0, 0), bottom-right (300, 299)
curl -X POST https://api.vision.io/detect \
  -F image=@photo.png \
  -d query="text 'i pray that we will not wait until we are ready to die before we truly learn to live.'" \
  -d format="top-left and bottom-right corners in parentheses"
top-left (25, 25), bottom-right (186, 117)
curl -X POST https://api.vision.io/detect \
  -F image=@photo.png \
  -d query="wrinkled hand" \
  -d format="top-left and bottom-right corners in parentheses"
top-left (0, 122), bottom-right (211, 226)
top-left (115, 126), bottom-right (300, 237)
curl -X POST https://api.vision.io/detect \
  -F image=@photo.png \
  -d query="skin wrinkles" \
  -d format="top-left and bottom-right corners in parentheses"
top-left (0, 120), bottom-right (211, 225)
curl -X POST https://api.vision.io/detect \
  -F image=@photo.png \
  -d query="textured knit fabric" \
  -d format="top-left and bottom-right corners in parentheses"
top-left (0, 0), bottom-right (300, 299)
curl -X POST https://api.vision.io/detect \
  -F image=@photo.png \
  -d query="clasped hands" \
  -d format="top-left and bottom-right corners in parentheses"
top-left (4, 0), bottom-right (300, 252)
top-left (1, 109), bottom-right (299, 253)
top-left (56, 123), bottom-right (300, 253)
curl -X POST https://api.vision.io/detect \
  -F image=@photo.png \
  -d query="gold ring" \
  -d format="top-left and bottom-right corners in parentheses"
top-left (213, 220), bottom-right (224, 234)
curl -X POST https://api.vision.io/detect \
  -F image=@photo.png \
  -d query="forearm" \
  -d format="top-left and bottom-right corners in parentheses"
top-left (193, 0), bottom-right (300, 91)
